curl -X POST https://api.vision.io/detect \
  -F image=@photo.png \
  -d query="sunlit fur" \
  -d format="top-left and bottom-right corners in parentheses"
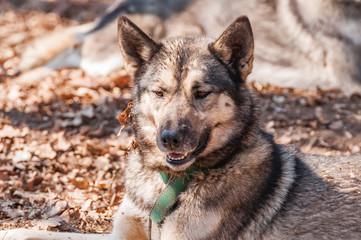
top-left (115, 15), bottom-right (361, 240)
top-left (1, 14), bottom-right (360, 240)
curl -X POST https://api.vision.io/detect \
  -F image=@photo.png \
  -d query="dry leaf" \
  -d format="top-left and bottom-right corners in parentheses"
top-left (0, 125), bottom-right (21, 138)
top-left (34, 217), bottom-right (63, 230)
top-left (117, 102), bottom-right (133, 126)
top-left (36, 143), bottom-right (57, 159)
top-left (116, 102), bottom-right (133, 137)
top-left (55, 131), bottom-right (71, 151)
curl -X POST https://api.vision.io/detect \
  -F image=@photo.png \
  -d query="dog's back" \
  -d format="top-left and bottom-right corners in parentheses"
top-left (18, 0), bottom-right (361, 93)
top-left (1, 12), bottom-right (361, 240)
top-left (113, 15), bottom-right (361, 239)
top-left (267, 152), bottom-right (361, 239)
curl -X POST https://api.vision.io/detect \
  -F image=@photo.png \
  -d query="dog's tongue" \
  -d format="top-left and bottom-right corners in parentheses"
top-left (168, 152), bottom-right (185, 159)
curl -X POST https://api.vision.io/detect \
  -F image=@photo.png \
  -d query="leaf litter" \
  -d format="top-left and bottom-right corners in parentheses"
top-left (0, 0), bottom-right (360, 234)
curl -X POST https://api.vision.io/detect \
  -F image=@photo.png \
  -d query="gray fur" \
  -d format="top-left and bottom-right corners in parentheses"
top-left (18, 0), bottom-right (361, 93)
top-left (267, 153), bottom-right (361, 239)
top-left (1, 12), bottom-right (360, 240)
top-left (114, 16), bottom-right (361, 239)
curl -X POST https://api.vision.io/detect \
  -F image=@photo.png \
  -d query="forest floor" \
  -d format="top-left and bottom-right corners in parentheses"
top-left (1, 0), bottom-right (361, 234)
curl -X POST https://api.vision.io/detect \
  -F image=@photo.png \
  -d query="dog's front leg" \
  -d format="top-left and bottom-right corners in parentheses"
top-left (111, 195), bottom-right (149, 240)
top-left (0, 229), bottom-right (111, 240)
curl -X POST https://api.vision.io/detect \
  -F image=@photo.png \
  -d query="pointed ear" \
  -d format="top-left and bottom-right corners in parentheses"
top-left (211, 16), bottom-right (254, 81)
top-left (118, 16), bottom-right (159, 77)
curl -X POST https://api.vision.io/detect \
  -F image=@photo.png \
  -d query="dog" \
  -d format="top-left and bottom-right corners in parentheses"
top-left (1, 15), bottom-right (361, 240)
top-left (17, 0), bottom-right (361, 93)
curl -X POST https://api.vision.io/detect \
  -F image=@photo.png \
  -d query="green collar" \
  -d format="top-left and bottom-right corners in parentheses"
top-left (149, 167), bottom-right (202, 225)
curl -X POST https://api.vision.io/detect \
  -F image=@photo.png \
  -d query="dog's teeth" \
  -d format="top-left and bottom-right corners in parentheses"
top-left (168, 153), bottom-right (187, 161)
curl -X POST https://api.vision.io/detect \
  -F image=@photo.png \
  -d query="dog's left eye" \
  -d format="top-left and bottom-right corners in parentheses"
top-left (195, 91), bottom-right (211, 99)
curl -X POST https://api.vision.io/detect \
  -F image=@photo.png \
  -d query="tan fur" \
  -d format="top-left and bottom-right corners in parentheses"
top-left (18, 24), bottom-right (93, 72)
top-left (17, 0), bottom-right (361, 93)
top-left (1, 14), bottom-right (360, 240)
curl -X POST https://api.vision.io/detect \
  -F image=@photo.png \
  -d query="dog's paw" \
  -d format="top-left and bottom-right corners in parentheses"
top-left (0, 229), bottom-right (29, 240)
top-left (0, 229), bottom-right (56, 240)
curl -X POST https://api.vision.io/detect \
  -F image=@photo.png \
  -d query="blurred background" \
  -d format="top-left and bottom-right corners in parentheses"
top-left (0, 0), bottom-right (360, 234)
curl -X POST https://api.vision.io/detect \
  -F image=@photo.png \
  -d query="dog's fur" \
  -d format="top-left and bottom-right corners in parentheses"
top-left (2, 15), bottom-right (361, 240)
top-left (18, 0), bottom-right (361, 93)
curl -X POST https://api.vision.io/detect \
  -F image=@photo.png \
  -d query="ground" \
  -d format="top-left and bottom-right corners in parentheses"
top-left (0, 0), bottom-right (360, 234)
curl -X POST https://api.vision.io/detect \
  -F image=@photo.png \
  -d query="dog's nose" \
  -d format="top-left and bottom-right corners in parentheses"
top-left (160, 130), bottom-right (183, 150)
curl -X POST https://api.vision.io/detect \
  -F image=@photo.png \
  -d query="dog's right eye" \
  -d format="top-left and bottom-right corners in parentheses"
top-left (153, 91), bottom-right (164, 98)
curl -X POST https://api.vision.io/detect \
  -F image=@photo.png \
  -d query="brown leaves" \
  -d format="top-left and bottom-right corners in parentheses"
top-left (0, 127), bottom-right (126, 232)
top-left (116, 102), bottom-right (133, 138)
top-left (0, 1), bottom-right (360, 233)
top-left (117, 102), bottom-right (133, 126)
top-left (251, 81), bottom-right (361, 156)
top-left (0, 1), bottom-right (131, 233)
top-left (0, 125), bottom-right (22, 138)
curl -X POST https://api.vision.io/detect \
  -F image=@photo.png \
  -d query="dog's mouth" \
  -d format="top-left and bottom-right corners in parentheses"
top-left (167, 152), bottom-right (188, 162)
top-left (165, 133), bottom-right (210, 170)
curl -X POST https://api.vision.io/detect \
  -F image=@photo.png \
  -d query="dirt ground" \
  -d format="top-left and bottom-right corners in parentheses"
top-left (1, 0), bottom-right (361, 234)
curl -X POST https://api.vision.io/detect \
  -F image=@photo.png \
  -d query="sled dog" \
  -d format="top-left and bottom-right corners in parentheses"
top-left (18, 0), bottom-right (361, 93)
top-left (1, 15), bottom-right (360, 240)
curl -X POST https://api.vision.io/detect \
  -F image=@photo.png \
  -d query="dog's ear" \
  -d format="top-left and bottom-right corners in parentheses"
top-left (118, 16), bottom-right (159, 77)
top-left (212, 16), bottom-right (254, 81)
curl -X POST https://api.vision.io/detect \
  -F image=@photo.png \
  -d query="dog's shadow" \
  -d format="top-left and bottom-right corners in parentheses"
top-left (275, 146), bottom-right (361, 238)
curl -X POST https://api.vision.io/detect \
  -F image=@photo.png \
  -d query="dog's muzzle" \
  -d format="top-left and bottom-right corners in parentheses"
top-left (164, 132), bottom-right (210, 170)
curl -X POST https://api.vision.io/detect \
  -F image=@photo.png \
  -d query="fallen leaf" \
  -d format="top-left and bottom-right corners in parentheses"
top-left (116, 102), bottom-right (133, 126)
top-left (54, 131), bottom-right (71, 151)
top-left (34, 217), bottom-right (63, 230)
top-left (0, 125), bottom-right (21, 138)
top-left (329, 120), bottom-right (343, 131)
top-left (36, 143), bottom-right (57, 159)
top-left (47, 200), bottom-right (68, 218)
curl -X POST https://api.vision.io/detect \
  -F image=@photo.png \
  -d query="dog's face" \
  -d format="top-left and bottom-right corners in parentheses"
top-left (118, 16), bottom-right (255, 172)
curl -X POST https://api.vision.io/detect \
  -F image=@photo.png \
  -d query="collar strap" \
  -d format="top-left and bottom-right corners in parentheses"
top-left (149, 167), bottom-right (202, 225)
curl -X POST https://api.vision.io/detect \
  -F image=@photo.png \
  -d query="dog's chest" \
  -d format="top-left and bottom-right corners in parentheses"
top-left (145, 192), bottom-right (223, 240)
top-left (126, 168), bottom-right (223, 239)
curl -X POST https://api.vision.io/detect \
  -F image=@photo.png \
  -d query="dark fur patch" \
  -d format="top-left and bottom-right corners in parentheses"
top-left (196, 88), bottom-right (259, 169)
top-left (209, 139), bottom-right (283, 239)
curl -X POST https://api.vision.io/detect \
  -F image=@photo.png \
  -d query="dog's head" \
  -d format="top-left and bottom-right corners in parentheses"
top-left (118, 16), bottom-right (256, 172)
